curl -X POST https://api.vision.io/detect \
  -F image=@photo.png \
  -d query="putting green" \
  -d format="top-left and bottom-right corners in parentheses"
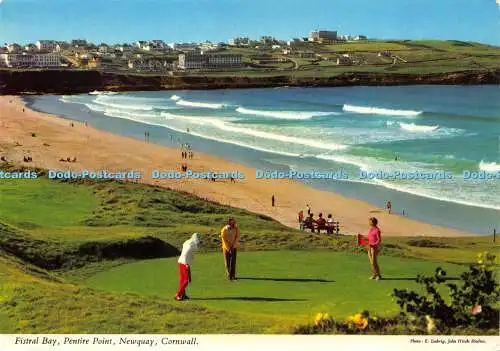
top-left (86, 251), bottom-right (463, 319)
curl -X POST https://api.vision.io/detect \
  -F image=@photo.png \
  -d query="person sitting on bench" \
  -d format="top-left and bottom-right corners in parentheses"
top-left (327, 214), bottom-right (335, 234)
top-left (303, 213), bottom-right (315, 232)
top-left (316, 213), bottom-right (327, 233)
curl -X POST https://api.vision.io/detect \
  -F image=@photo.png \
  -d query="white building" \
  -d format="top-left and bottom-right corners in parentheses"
top-left (199, 41), bottom-right (221, 53)
top-left (114, 44), bottom-right (133, 53)
top-left (71, 39), bottom-right (88, 48)
top-left (178, 53), bottom-right (205, 69)
top-left (354, 35), bottom-right (368, 41)
top-left (287, 38), bottom-right (303, 46)
top-left (0, 53), bottom-right (61, 68)
top-left (150, 40), bottom-right (169, 52)
top-left (229, 37), bottom-right (250, 46)
top-left (206, 53), bottom-right (243, 68)
top-left (98, 44), bottom-right (109, 53)
top-left (36, 40), bottom-right (60, 52)
top-left (178, 52), bottom-right (243, 70)
top-left (260, 36), bottom-right (274, 45)
top-left (7, 43), bottom-right (23, 53)
top-left (128, 58), bottom-right (172, 71)
top-left (171, 43), bottom-right (200, 52)
top-left (135, 40), bottom-right (168, 52)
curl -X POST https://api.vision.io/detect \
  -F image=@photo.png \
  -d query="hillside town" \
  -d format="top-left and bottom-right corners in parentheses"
top-left (0, 30), bottom-right (368, 73)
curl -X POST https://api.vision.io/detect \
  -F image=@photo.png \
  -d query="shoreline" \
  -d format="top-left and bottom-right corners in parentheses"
top-left (1, 69), bottom-right (499, 95)
top-left (0, 95), bottom-right (478, 237)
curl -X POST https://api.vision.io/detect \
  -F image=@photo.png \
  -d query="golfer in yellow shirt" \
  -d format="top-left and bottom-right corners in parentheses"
top-left (220, 217), bottom-right (240, 280)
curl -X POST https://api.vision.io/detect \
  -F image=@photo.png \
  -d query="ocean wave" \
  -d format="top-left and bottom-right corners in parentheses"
top-left (235, 107), bottom-right (338, 120)
top-left (316, 154), bottom-right (500, 210)
top-left (161, 112), bottom-right (347, 151)
top-left (93, 96), bottom-right (156, 111)
top-left (399, 122), bottom-right (439, 133)
top-left (89, 91), bottom-right (118, 95)
top-left (170, 95), bottom-right (181, 101)
top-left (176, 99), bottom-right (225, 109)
top-left (162, 124), bottom-right (301, 157)
top-left (343, 104), bottom-right (422, 117)
top-left (479, 161), bottom-right (500, 172)
top-left (86, 104), bottom-right (157, 119)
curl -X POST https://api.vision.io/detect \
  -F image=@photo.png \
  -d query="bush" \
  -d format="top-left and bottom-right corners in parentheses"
top-left (294, 252), bottom-right (499, 335)
top-left (392, 252), bottom-right (499, 333)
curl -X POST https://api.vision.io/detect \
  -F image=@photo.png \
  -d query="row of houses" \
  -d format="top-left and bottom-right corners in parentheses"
top-left (4, 40), bottom-right (89, 53)
top-left (0, 53), bottom-right (61, 68)
top-left (228, 31), bottom-right (368, 48)
top-left (178, 52), bottom-right (243, 70)
top-left (128, 59), bottom-right (173, 71)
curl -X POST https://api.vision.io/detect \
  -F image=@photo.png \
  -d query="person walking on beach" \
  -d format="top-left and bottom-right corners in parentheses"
top-left (386, 201), bottom-right (392, 214)
top-left (220, 217), bottom-right (240, 280)
top-left (366, 217), bottom-right (382, 280)
top-left (175, 233), bottom-right (200, 301)
top-left (271, 195), bottom-right (275, 207)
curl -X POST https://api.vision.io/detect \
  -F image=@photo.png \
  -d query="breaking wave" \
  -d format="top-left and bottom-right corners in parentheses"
top-left (343, 104), bottom-right (422, 117)
top-left (235, 107), bottom-right (338, 120)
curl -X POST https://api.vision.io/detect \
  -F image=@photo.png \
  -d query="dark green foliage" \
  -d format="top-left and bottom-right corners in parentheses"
top-left (392, 254), bottom-right (499, 332)
top-left (407, 239), bottom-right (452, 248)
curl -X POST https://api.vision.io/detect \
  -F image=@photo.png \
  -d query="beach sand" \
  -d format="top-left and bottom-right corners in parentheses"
top-left (0, 95), bottom-right (471, 237)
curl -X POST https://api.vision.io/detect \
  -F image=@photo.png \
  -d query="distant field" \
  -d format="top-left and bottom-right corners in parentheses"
top-left (324, 42), bottom-right (410, 52)
top-left (199, 40), bottom-right (500, 78)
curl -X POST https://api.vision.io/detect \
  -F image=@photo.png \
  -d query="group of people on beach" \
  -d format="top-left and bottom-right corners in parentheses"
top-left (179, 143), bottom-right (193, 172)
top-left (181, 144), bottom-right (193, 159)
top-left (174, 214), bottom-right (383, 301)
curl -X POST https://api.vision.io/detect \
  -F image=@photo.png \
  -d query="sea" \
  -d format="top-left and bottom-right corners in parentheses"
top-left (25, 85), bottom-right (500, 235)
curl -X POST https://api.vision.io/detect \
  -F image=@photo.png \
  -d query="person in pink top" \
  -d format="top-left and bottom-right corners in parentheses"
top-left (367, 217), bottom-right (382, 280)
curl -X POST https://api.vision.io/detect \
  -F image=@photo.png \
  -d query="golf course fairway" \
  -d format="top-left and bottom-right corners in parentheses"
top-left (86, 251), bottom-right (464, 320)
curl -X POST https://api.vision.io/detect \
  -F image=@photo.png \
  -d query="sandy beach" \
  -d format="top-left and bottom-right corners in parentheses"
top-left (0, 95), bottom-right (472, 237)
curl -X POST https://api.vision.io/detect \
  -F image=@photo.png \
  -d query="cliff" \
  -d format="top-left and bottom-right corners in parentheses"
top-left (1, 69), bottom-right (499, 94)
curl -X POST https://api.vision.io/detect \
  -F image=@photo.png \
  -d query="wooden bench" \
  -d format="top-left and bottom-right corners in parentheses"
top-left (317, 222), bottom-right (340, 235)
top-left (302, 221), bottom-right (340, 235)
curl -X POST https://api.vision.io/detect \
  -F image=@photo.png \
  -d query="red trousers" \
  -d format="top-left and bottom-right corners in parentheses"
top-left (176, 263), bottom-right (191, 298)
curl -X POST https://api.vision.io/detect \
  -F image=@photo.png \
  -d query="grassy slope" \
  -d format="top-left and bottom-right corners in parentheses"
top-left (0, 172), bottom-right (498, 333)
top-left (207, 40), bottom-right (500, 77)
top-left (0, 176), bottom-right (495, 264)
top-left (0, 254), bottom-right (282, 333)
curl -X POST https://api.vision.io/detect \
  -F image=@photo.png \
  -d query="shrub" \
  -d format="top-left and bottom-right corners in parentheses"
top-left (294, 252), bottom-right (499, 335)
top-left (392, 252), bottom-right (499, 333)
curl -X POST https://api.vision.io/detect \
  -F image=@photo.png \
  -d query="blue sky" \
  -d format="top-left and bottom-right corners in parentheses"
top-left (0, 0), bottom-right (499, 45)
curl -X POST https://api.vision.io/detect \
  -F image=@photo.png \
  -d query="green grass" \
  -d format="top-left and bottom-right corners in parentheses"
top-left (86, 251), bottom-right (464, 321)
top-left (0, 178), bottom-right (99, 228)
top-left (193, 39), bottom-right (500, 78)
top-left (0, 169), bottom-right (497, 333)
top-left (0, 255), bottom-right (282, 333)
top-left (324, 42), bottom-right (410, 52)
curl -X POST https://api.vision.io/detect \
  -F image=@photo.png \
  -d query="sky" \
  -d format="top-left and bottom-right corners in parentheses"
top-left (0, 0), bottom-right (499, 45)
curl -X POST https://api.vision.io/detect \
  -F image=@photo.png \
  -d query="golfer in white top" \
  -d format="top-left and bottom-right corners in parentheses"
top-left (175, 233), bottom-right (200, 301)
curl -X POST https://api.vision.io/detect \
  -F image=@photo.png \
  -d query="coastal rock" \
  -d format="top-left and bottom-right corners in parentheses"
top-left (0, 69), bottom-right (499, 94)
